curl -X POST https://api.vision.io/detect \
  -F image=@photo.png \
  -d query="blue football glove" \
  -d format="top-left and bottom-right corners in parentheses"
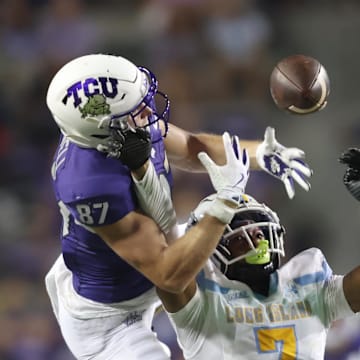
top-left (339, 147), bottom-right (360, 201)
top-left (256, 127), bottom-right (312, 199)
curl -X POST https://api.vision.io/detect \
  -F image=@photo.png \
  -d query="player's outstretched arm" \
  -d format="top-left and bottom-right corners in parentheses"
top-left (157, 134), bottom-right (250, 312)
top-left (163, 123), bottom-right (260, 172)
top-left (164, 124), bottom-right (312, 199)
top-left (93, 133), bottom-right (249, 297)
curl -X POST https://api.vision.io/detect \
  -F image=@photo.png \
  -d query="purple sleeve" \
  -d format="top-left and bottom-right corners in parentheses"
top-left (55, 144), bottom-right (138, 226)
top-left (53, 135), bottom-right (172, 227)
top-left (63, 168), bottom-right (138, 226)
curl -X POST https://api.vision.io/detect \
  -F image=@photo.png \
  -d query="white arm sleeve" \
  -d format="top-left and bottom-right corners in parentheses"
top-left (132, 161), bottom-right (177, 234)
top-left (167, 286), bottom-right (208, 358)
top-left (323, 275), bottom-right (355, 323)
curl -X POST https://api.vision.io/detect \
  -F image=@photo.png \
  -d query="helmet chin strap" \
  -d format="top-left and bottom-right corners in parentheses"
top-left (245, 240), bottom-right (270, 265)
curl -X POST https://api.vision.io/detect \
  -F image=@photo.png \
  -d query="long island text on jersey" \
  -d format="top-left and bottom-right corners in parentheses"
top-left (168, 248), bottom-right (354, 360)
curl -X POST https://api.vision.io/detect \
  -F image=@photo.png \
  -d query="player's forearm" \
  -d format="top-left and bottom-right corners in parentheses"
top-left (167, 130), bottom-right (260, 171)
top-left (96, 212), bottom-right (227, 294)
top-left (190, 133), bottom-right (260, 171)
top-left (343, 265), bottom-right (360, 313)
top-left (156, 281), bottom-right (197, 312)
top-left (158, 215), bottom-right (226, 293)
top-left (131, 160), bottom-right (176, 234)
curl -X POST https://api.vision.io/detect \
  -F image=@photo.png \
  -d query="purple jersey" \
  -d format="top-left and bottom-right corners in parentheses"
top-left (51, 125), bottom-right (173, 303)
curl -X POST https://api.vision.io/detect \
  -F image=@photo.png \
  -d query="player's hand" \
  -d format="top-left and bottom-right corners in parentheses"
top-left (197, 132), bottom-right (250, 224)
top-left (98, 124), bottom-right (152, 170)
top-left (339, 147), bottom-right (360, 201)
top-left (118, 127), bottom-right (152, 170)
top-left (198, 132), bottom-right (250, 195)
top-left (256, 127), bottom-right (312, 199)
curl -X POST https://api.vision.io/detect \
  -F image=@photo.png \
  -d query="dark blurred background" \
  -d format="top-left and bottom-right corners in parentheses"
top-left (0, 0), bottom-right (359, 359)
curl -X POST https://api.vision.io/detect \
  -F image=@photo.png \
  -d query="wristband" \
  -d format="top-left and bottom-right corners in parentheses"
top-left (205, 198), bottom-right (236, 224)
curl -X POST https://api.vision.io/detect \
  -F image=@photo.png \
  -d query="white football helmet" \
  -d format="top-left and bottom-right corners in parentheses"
top-left (46, 53), bottom-right (170, 148)
top-left (188, 194), bottom-right (285, 283)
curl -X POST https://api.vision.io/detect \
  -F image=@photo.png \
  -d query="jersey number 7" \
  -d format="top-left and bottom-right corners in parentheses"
top-left (254, 325), bottom-right (297, 359)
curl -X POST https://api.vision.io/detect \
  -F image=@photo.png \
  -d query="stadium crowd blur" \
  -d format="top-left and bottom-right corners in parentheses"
top-left (0, 0), bottom-right (359, 359)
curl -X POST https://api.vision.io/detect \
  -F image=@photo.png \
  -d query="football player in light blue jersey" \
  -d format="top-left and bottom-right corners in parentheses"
top-left (44, 53), bottom-right (313, 359)
top-left (156, 148), bottom-right (360, 360)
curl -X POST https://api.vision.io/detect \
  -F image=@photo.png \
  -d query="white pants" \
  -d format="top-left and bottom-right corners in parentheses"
top-left (45, 255), bottom-right (171, 360)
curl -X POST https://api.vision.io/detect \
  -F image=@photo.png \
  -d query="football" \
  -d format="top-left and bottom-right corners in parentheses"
top-left (269, 54), bottom-right (330, 114)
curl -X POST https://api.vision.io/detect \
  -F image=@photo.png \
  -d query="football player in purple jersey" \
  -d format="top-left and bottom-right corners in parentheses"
top-left (45, 53), bottom-right (312, 359)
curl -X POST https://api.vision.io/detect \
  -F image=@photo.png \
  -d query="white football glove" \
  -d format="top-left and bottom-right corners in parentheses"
top-left (198, 132), bottom-right (249, 192)
top-left (256, 127), bottom-right (312, 199)
top-left (198, 132), bottom-right (250, 215)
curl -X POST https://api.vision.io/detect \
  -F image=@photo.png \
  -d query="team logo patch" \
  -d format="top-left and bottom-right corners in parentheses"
top-left (62, 77), bottom-right (119, 109)
top-left (79, 94), bottom-right (110, 118)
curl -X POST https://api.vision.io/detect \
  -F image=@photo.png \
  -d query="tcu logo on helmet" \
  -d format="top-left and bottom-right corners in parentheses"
top-left (62, 77), bottom-right (119, 108)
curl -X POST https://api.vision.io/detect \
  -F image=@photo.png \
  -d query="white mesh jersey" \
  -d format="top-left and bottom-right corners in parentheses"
top-left (167, 248), bottom-right (355, 360)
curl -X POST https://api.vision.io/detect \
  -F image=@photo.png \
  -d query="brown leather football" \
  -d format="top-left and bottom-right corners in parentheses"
top-left (270, 54), bottom-right (330, 114)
